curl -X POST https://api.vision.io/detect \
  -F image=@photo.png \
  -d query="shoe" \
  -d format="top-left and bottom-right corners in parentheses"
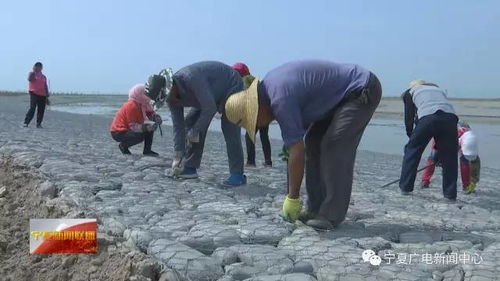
top-left (118, 144), bottom-right (131, 155)
top-left (36, 124), bottom-right (43, 128)
top-left (420, 182), bottom-right (429, 189)
top-left (401, 190), bottom-right (412, 196)
top-left (263, 161), bottom-right (273, 167)
top-left (143, 150), bottom-right (159, 157)
top-left (297, 211), bottom-right (317, 223)
top-left (23, 123), bottom-right (28, 128)
top-left (306, 216), bottom-right (334, 230)
top-left (222, 174), bottom-right (247, 187)
top-left (444, 196), bottom-right (457, 202)
top-left (178, 167), bottom-right (199, 179)
top-left (246, 162), bottom-right (256, 168)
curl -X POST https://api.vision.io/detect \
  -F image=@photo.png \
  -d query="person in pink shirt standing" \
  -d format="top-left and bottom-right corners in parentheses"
top-left (24, 62), bottom-right (49, 128)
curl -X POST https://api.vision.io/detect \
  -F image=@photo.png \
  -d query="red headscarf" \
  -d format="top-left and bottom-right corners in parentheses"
top-left (232, 63), bottom-right (250, 77)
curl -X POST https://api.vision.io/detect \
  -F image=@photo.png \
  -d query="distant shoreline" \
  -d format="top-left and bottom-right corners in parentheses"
top-left (2, 90), bottom-right (499, 100)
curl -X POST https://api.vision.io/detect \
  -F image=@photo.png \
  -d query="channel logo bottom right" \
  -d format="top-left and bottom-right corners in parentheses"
top-left (362, 249), bottom-right (382, 266)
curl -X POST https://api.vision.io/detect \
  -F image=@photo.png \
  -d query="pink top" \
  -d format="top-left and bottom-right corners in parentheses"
top-left (28, 72), bottom-right (48, 96)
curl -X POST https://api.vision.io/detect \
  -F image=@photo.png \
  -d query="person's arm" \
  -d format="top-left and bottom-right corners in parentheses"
top-left (168, 101), bottom-right (186, 155)
top-left (45, 81), bottom-right (49, 96)
top-left (402, 90), bottom-right (416, 137)
top-left (28, 72), bottom-right (36, 81)
top-left (287, 140), bottom-right (305, 198)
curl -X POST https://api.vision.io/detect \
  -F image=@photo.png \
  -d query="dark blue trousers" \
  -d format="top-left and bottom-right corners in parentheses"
top-left (400, 111), bottom-right (458, 199)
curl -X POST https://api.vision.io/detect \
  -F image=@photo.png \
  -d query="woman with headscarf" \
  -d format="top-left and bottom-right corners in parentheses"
top-left (110, 84), bottom-right (162, 156)
top-left (232, 63), bottom-right (272, 167)
top-left (24, 62), bottom-right (49, 128)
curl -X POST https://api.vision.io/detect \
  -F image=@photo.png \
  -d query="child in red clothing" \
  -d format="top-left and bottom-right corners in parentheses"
top-left (110, 84), bottom-right (162, 156)
top-left (421, 121), bottom-right (480, 194)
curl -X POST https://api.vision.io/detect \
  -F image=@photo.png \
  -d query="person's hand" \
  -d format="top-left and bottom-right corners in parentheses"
top-left (282, 195), bottom-right (303, 222)
top-left (152, 114), bottom-right (163, 125)
top-left (172, 157), bottom-right (182, 169)
top-left (143, 123), bottom-right (158, 133)
top-left (187, 129), bottom-right (200, 143)
top-left (171, 157), bottom-right (183, 176)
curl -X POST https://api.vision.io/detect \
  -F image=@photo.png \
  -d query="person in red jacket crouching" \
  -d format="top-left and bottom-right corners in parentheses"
top-left (110, 84), bottom-right (162, 156)
top-left (421, 121), bottom-right (480, 194)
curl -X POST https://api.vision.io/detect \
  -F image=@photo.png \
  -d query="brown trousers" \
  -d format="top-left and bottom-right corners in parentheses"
top-left (305, 73), bottom-right (382, 226)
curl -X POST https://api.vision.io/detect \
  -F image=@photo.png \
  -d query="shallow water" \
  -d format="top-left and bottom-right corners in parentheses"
top-left (49, 103), bottom-right (500, 169)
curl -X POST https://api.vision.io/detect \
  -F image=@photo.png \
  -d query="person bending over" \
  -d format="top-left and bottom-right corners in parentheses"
top-left (225, 60), bottom-right (381, 230)
top-left (399, 80), bottom-right (458, 200)
top-left (232, 62), bottom-right (272, 167)
top-left (421, 121), bottom-right (480, 194)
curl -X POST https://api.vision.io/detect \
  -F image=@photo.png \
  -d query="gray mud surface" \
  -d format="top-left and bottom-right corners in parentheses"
top-left (1, 94), bottom-right (500, 281)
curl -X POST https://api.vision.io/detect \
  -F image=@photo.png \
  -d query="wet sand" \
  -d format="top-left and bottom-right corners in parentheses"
top-left (39, 93), bottom-right (500, 169)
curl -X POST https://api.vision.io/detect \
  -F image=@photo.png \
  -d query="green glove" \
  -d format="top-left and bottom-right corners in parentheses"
top-left (465, 183), bottom-right (476, 194)
top-left (282, 195), bottom-right (303, 222)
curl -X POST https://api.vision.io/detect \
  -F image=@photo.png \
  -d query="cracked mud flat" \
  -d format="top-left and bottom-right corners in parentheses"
top-left (1, 94), bottom-right (500, 281)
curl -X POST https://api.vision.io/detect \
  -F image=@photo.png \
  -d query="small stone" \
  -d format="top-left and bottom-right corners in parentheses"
top-left (399, 232), bottom-right (434, 244)
top-left (124, 229), bottom-right (153, 253)
top-left (38, 181), bottom-right (57, 198)
top-left (129, 276), bottom-right (152, 281)
top-left (62, 256), bottom-right (77, 269)
top-left (158, 269), bottom-right (181, 281)
top-left (0, 186), bottom-right (7, 197)
top-left (91, 256), bottom-right (105, 266)
top-left (292, 261), bottom-right (314, 274)
top-left (131, 260), bottom-right (159, 280)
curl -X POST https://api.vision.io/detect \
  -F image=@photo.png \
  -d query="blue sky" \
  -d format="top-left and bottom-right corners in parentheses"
top-left (1, 0), bottom-right (499, 97)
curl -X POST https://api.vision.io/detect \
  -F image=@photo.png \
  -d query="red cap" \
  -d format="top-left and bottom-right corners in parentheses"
top-left (232, 62), bottom-right (250, 77)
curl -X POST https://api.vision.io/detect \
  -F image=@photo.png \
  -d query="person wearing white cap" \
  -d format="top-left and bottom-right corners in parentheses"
top-left (225, 60), bottom-right (382, 230)
top-left (420, 121), bottom-right (480, 194)
top-left (399, 80), bottom-right (459, 201)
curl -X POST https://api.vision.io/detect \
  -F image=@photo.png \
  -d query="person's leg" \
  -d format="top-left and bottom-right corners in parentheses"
top-left (118, 131), bottom-right (145, 148)
top-left (421, 152), bottom-right (436, 187)
top-left (24, 92), bottom-right (37, 125)
top-left (245, 132), bottom-right (256, 165)
top-left (317, 73), bottom-right (382, 226)
top-left (471, 157), bottom-right (480, 184)
top-left (399, 115), bottom-right (435, 192)
top-left (36, 95), bottom-right (47, 126)
top-left (459, 156), bottom-right (471, 189)
top-left (221, 115), bottom-right (244, 175)
top-left (142, 131), bottom-right (159, 156)
top-left (304, 118), bottom-right (330, 214)
top-left (111, 131), bottom-right (144, 154)
top-left (259, 126), bottom-right (272, 166)
top-left (434, 112), bottom-right (458, 199)
top-left (183, 109), bottom-right (205, 169)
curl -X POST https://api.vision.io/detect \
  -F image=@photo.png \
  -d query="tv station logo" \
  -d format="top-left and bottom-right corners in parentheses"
top-left (30, 219), bottom-right (97, 254)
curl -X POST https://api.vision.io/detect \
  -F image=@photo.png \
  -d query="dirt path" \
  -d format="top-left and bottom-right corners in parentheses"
top-left (0, 157), bottom-right (173, 281)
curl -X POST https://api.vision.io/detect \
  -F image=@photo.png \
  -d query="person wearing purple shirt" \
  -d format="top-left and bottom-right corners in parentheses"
top-left (225, 60), bottom-right (382, 229)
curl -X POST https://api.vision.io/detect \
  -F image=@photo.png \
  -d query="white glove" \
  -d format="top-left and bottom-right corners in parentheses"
top-left (187, 129), bottom-right (200, 143)
top-left (170, 151), bottom-right (183, 175)
top-left (172, 158), bottom-right (182, 169)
